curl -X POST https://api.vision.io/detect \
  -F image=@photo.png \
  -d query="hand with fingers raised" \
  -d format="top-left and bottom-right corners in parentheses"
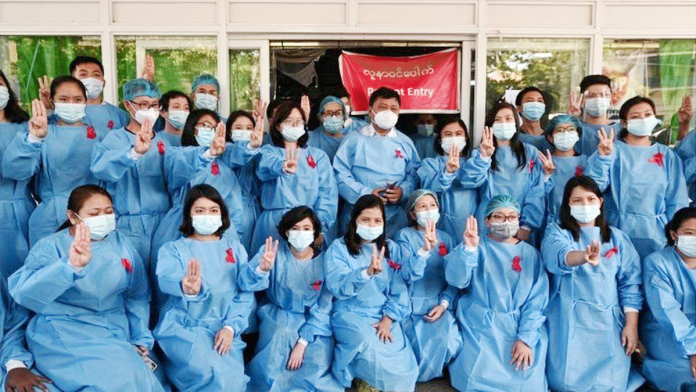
top-left (584, 239), bottom-right (601, 267)
top-left (259, 237), bottom-right (280, 272)
top-left (463, 215), bottom-right (479, 249)
top-left (134, 118), bottom-right (154, 155)
top-left (182, 258), bottom-right (202, 296)
top-left (249, 115), bottom-right (265, 149)
top-left (209, 122), bottom-right (227, 157)
top-left (28, 99), bottom-right (49, 139)
top-left (140, 54), bottom-right (156, 81)
top-left (537, 149), bottom-right (556, 177)
top-left (568, 91), bottom-right (583, 117)
top-left (445, 145), bottom-right (460, 173)
top-left (69, 223), bottom-right (92, 268)
top-left (421, 219), bottom-right (439, 252)
top-left (597, 127), bottom-right (615, 157)
top-left (678, 95), bottom-right (693, 126)
top-left (37, 75), bottom-right (54, 110)
top-left (301, 95), bottom-right (311, 120)
top-left (367, 244), bottom-right (385, 277)
top-left (283, 146), bottom-right (299, 174)
top-left (479, 126), bottom-right (495, 158)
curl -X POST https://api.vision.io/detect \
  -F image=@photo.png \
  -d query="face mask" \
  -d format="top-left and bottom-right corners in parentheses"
top-left (372, 109), bottom-right (398, 130)
top-left (553, 131), bottom-right (580, 152)
top-left (441, 136), bottom-right (466, 153)
top-left (676, 235), bottom-right (696, 258)
top-left (133, 107), bottom-right (160, 125)
top-left (54, 103), bottom-right (86, 124)
top-left (281, 125), bottom-right (305, 142)
top-left (417, 124), bottom-right (435, 137)
top-left (288, 230), bottom-right (315, 252)
top-left (356, 224), bottom-right (383, 242)
top-left (195, 126), bottom-right (216, 147)
top-left (521, 102), bottom-right (545, 121)
top-left (77, 213), bottom-right (116, 240)
top-left (323, 116), bottom-right (344, 134)
top-left (626, 116), bottom-right (659, 137)
top-left (231, 129), bottom-right (252, 142)
top-left (80, 77), bottom-right (104, 100)
top-left (492, 122), bottom-right (517, 140)
top-left (584, 97), bottom-right (611, 117)
top-left (490, 221), bottom-right (519, 239)
top-left (0, 86), bottom-right (10, 110)
top-left (415, 209), bottom-right (440, 227)
top-left (570, 204), bottom-right (601, 223)
top-left (166, 110), bottom-right (189, 130)
top-left (191, 214), bottom-right (222, 236)
top-left (195, 93), bottom-right (218, 111)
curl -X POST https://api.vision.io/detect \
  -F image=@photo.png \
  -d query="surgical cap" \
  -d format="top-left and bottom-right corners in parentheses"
top-left (405, 189), bottom-right (439, 213)
top-left (123, 78), bottom-right (161, 101)
top-left (545, 114), bottom-right (582, 137)
top-left (485, 194), bottom-right (520, 217)
top-left (191, 74), bottom-right (220, 93)
top-left (318, 96), bottom-right (346, 120)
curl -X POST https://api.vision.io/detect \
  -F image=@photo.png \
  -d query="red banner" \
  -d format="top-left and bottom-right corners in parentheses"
top-left (339, 48), bottom-right (460, 114)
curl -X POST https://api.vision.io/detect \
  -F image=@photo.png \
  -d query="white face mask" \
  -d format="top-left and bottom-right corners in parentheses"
top-left (287, 230), bottom-right (315, 252)
top-left (191, 214), bottom-right (222, 236)
top-left (195, 93), bottom-right (218, 111)
top-left (77, 213), bottom-right (116, 240)
top-left (231, 129), bottom-right (252, 142)
top-left (54, 103), bottom-right (87, 124)
top-left (626, 116), bottom-right (659, 137)
top-left (676, 235), bottom-right (696, 258)
top-left (415, 209), bottom-right (440, 227)
top-left (166, 110), bottom-right (189, 130)
top-left (492, 122), bottom-right (517, 140)
top-left (133, 107), bottom-right (160, 125)
top-left (489, 221), bottom-right (519, 239)
top-left (584, 97), bottom-right (611, 117)
top-left (356, 224), bottom-right (383, 242)
top-left (372, 109), bottom-right (398, 130)
top-left (441, 136), bottom-right (467, 153)
top-left (80, 77), bottom-right (104, 100)
top-left (570, 204), bottom-right (601, 224)
top-left (195, 126), bottom-right (216, 147)
top-left (0, 86), bottom-right (10, 110)
top-left (553, 131), bottom-right (580, 152)
top-left (281, 125), bottom-right (305, 142)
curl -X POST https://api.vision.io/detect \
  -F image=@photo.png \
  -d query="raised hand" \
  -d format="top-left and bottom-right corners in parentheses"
top-left (301, 95), bottom-right (311, 120)
top-left (28, 99), bottom-right (48, 139)
top-left (421, 219), bottom-right (438, 252)
top-left (568, 90), bottom-right (583, 117)
top-left (463, 215), bottom-right (479, 248)
top-left (283, 146), bottom-right (299, 174)
top-left (182, 258), bottom-right (202, 296)
top-left (140, 54), bottom-right (156, 81)
top-left (597, 127), bottom-right (614, 157)
top-left (249, 115), bottom-right (265, 149)
top-left (367, 244), bottom-right (385, 276)
top-left (209, 122), bottom-right (227, 156)
top-left (678, 95), bottom-right (693, 126)
top-left (214, 327), bottom-right (234, 355)
top-left (537, 149), bottom-right (556, 176)
top-left (584, 239), bottom-right (601, 267)
top-left (37, 75), bottom-right (54, 110)
top-left (286, 342), bottom-right (307, 371)
top-left (510, 340), bottom-right (533, 371)
top-left (259, 237), bottom-right (279, 272)
top-left (445, 145), bottom-right (460, 173)
top-left (69, 223), bottom-right (92, 268)
top-left (253, 99), bottom-right (268, 124)
top-left (479, 126), bottom-right (495, 158)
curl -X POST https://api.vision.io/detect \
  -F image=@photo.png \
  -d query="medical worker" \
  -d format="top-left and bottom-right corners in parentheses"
top-left (157, 90), bottom-right (192, 147)
top-left (333, 87), bottom-right (420, 238)
top-left (2, 76), bottom-right (106, 246)
top-left (675, 128), bottom-right (695, 207)
top-left (191, 74), bottom-right (221, 113)
top-left (155, 184), bottom-right (253, 392)
top-left (586, 96), bottom-right (689, 259)
top-left (90, 78), bottom-right (171, 262)
top-left (239, 206), bottom-right (343, 392)
top-left (541, 176), bottom-right (644, 391)
top-left (8, 184), bottom-right (164, 392)
top-left (515, 86), bottom-right (552, 153)
top-left (250, 101), bottom-right (338, 253)
top-left (417, 118), bottom-right (492, 240)
top-left (0, 70), bottom-right (33, 279)
top-left (640, 207), bottom-right (696, 392)
top-left (395, 190), bottom-right (461, 382)
top-left (569, 75), bottom-right (622, 157)
top-left (308, 95), bottom-right (365, 162)
top-left (411, 114), bottom-right (438, 160)
top-left (445, 195), bottom-right (549, 392)
top-left (324, 194), bottom-right (418, 391)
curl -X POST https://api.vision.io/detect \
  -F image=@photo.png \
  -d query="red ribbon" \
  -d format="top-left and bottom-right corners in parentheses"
top-left (387, 259), bottom-right (402, 270)
top-left (512, 255), bottom-right (522, 273)
top-left (107, 120), bottom-right (114, 130)
top-left (575, 165), bottom-right (584, 177)
top-left (605, 246), bottom-right (619, 259)
top-left (211, 161), bottom-right (220, 175)
top-left (307, 154), bottom-right (316, 168)
top-left (648, 152), bottom-right (664, 167)
top-left (395, 149), bottom-right (404, 159)
top-left (157, 140), bottom-right (165, 155)
top-left (86, 126), bottom-right (96, 139)
top-left (225, 248), bottom-right (236, 263)
top-left (529, 158), bottom-right (536, 174)
top-left (438, 242), bottom-right (448, 256)
top-left (311, 280), bottom-right (323, 291)
top-left (121, 258), bottom-right (133, 273)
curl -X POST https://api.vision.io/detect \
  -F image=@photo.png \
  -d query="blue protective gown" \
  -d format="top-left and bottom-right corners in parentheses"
top-left (308, 117), bottom-right (366, 163)
top-left (394, 226), bottom-right (462, 382)
top-left (154, 236), bottom-right (253, 392)
top-left (640, 247), bottom-right (696, 392)
top-left (233, 154), bottom-right (261, 252)
top-left (2, 124), bottom-right (106, 245)
top-left (324, 238), bottom-right (418, 391)
top-left (445, 236), bottom-right (549, 392)
top-left (8, 229), bottom-right (164, 392)
top-left (544, 154), bottom-right (588, 224)
top-left (239, 242), bottom-right (343, 392)
top-left (85, 102), bottom-right (130, 133)
top-left (251, 145), bottom-right (338, 253)
top-left (0, 122), bottom-right (34, 279)
top-left (586, 140), bottom-right (689, 259)
top-left (675, 130), bottom-right (696, 206)
top-left (90, 127), bottom-right (172, 263)
top-left (578, 121), bottom-right (621, 157)
top-left (519, 132), bottom-right (552, 155)
top-left (157, 131), bottom-right (181, 148)
top-left (333, 126), bottom-right (421, 238)
top-left (410, 134), bottom-right (437, 160)
top-left (541, 223), bottom-right (644, 392)
top-left (417, 153), bottom-right (488, 241)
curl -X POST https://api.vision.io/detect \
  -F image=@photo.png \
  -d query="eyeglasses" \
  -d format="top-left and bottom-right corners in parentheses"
top-left (282, 118), bottom-right (305, 127)
top-left (553, 126), bottom-right (577, 134)
top-left (129, 101), bottom-right (159, 110)
top-left (489, 214), bottom-right (520, 223)
top-left (584, 93), bottom-right (611, 100)
top-left (321, 110), bottom-right (344, 118)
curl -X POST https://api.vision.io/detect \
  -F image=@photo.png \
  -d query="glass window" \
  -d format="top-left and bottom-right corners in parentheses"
top-left (486, 37), bottom-right (590, 115)
top-left (603, 39), bottom-right (696, 144)
top-left (0, 36), bottom-right (101, 111)
top-left (229, 49), bottom-right (260, 112)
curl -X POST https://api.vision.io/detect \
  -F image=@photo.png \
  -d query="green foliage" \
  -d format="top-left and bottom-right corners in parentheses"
top-left (229, 49), bottom-right (260, 111)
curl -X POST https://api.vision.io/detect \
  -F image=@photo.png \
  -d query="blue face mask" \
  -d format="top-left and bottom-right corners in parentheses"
top-left (191, 215), bottom-right (222, 235)
top-left (356, 224), bottom-right (383, 242)
top-left (167, 110), bottom-right (189, 130)
top-left (195, 126), bottom-right (216, 147)
top-left (492, 122), bottom-right (517, 140)
top-left (521, 102), bottom-right (545, 121)
top-left (54, 103), bottom-right (86, 124)
top-left (323, 116), bottom-right (344, 134)
top-left (195, 93), bottom-right (218, 111)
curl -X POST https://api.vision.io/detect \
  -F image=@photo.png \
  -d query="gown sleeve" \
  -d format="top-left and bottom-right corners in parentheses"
top-left (516, 247), bottom-right (549, 348)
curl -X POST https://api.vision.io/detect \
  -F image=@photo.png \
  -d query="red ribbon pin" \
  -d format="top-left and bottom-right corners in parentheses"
top-left (121, 258), bottom-right (133, 273)
top-left (311, 280), bottom-right (323, 291)
top-left (605, 246), bottom-right (619, 259)
top-left (225, 248), bottom-right (236, 263)
top-left (648, 152), bottom-right (664, 167)
top-left (438, 242), bottom-right (448, 256)
top-left (387, 259), bottom-right (402, 270)
top-left (395, 149), bottom-right (404, 159)
top-left (157, 140), bottom-right (165, 155)
top-left (107, 120), bottom-right (114, 130)
top-left (529, 159), bottom-right (536, 174)
top-left (211, 162), bottom-right (220, 175)
top-left (86, 126), bottom-right (96, 139)
top-left (512, 255), bottom-right (522, 273)
top-left (575, 165), bottom-right (584, 177)
top-left (307, 154), bottom-right (316, 168)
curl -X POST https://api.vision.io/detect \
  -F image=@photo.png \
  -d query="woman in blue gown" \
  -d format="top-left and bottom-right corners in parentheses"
top-left (445, 195), bottom-right (549, 391)
top-left (154, 184), bottom-right (254, 392)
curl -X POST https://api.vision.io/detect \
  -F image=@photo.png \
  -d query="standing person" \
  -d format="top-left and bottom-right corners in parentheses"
top-left (515, 86), bottom-right (552, 153)
top-left (411, 114), bottom-right (438, 160)
top-left (542, 176), bottom-right (644, 392)
top-left (568, 75), bottom-right (622, 157)
top-left (239, 206), bottom-right (343, 392)
top-left (0, 69), bottom-right (33, 279)
top-left (308, 95), bottom-right (363, 162)
top-left (2, 76), bottom-right (106, 246)
top-left (191, 74), bottom-right (221, 113)
top-left (640, 207), bottom-right (696, 392)
top-left (324, 195), bottom-right (418, 391)
top-left (334, 87), bottom-right (420, 238)
top-left (157, 90), bottom-right (192, 147)
top-left (586, 96), bottom-right (689, 259)
top-left (445, 195), bottom-right (549, 392)
top-left (90, 78), bottom-right (171, 263)
top-left (8, 185), bottom-right (165, 392)
top-left (155, 185), bottom-right (254, 392)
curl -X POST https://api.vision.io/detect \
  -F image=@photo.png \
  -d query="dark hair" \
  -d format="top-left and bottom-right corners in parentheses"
top-left (69, 56), bottom-right (104, 75)
top-left (369, 87), bottom-right (401, 107)
top-left (50, 75), bottom-right (86, 100)
top-left (181, 109), bottom-right (221, 147)
top-left (268, 98), bottom-right (292, 119)
top-left (344, 195), bottom-right (390, 258)
top-left (515, 87), bottom-right (545, 107)
top-left (269, 101), bottom-right (308, 148)
top-left (0, 70), bottom-right (29, 123)
top-left (580, 75), bottom-right (612, 94)
top-left (277, 206), bottom-right (323, 253)
top-left (179, 184), bottom-right (230, 237)
top-left (434, 116), bottom-right (472, 157)
top-left (559, 176), bottom-right (611, 243)
top-left (226, 110), bottom-right (255, 143)
top-left (664, 207), bottom-right (696, 246)
top-left (485, 101), bottom-right (526, 171)
top-left (618, 95), bottom-right (656, 138)
top-left (57, 184), bottom-right (113, 231)
top-left (160, 90), bottom-right (193, 112)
